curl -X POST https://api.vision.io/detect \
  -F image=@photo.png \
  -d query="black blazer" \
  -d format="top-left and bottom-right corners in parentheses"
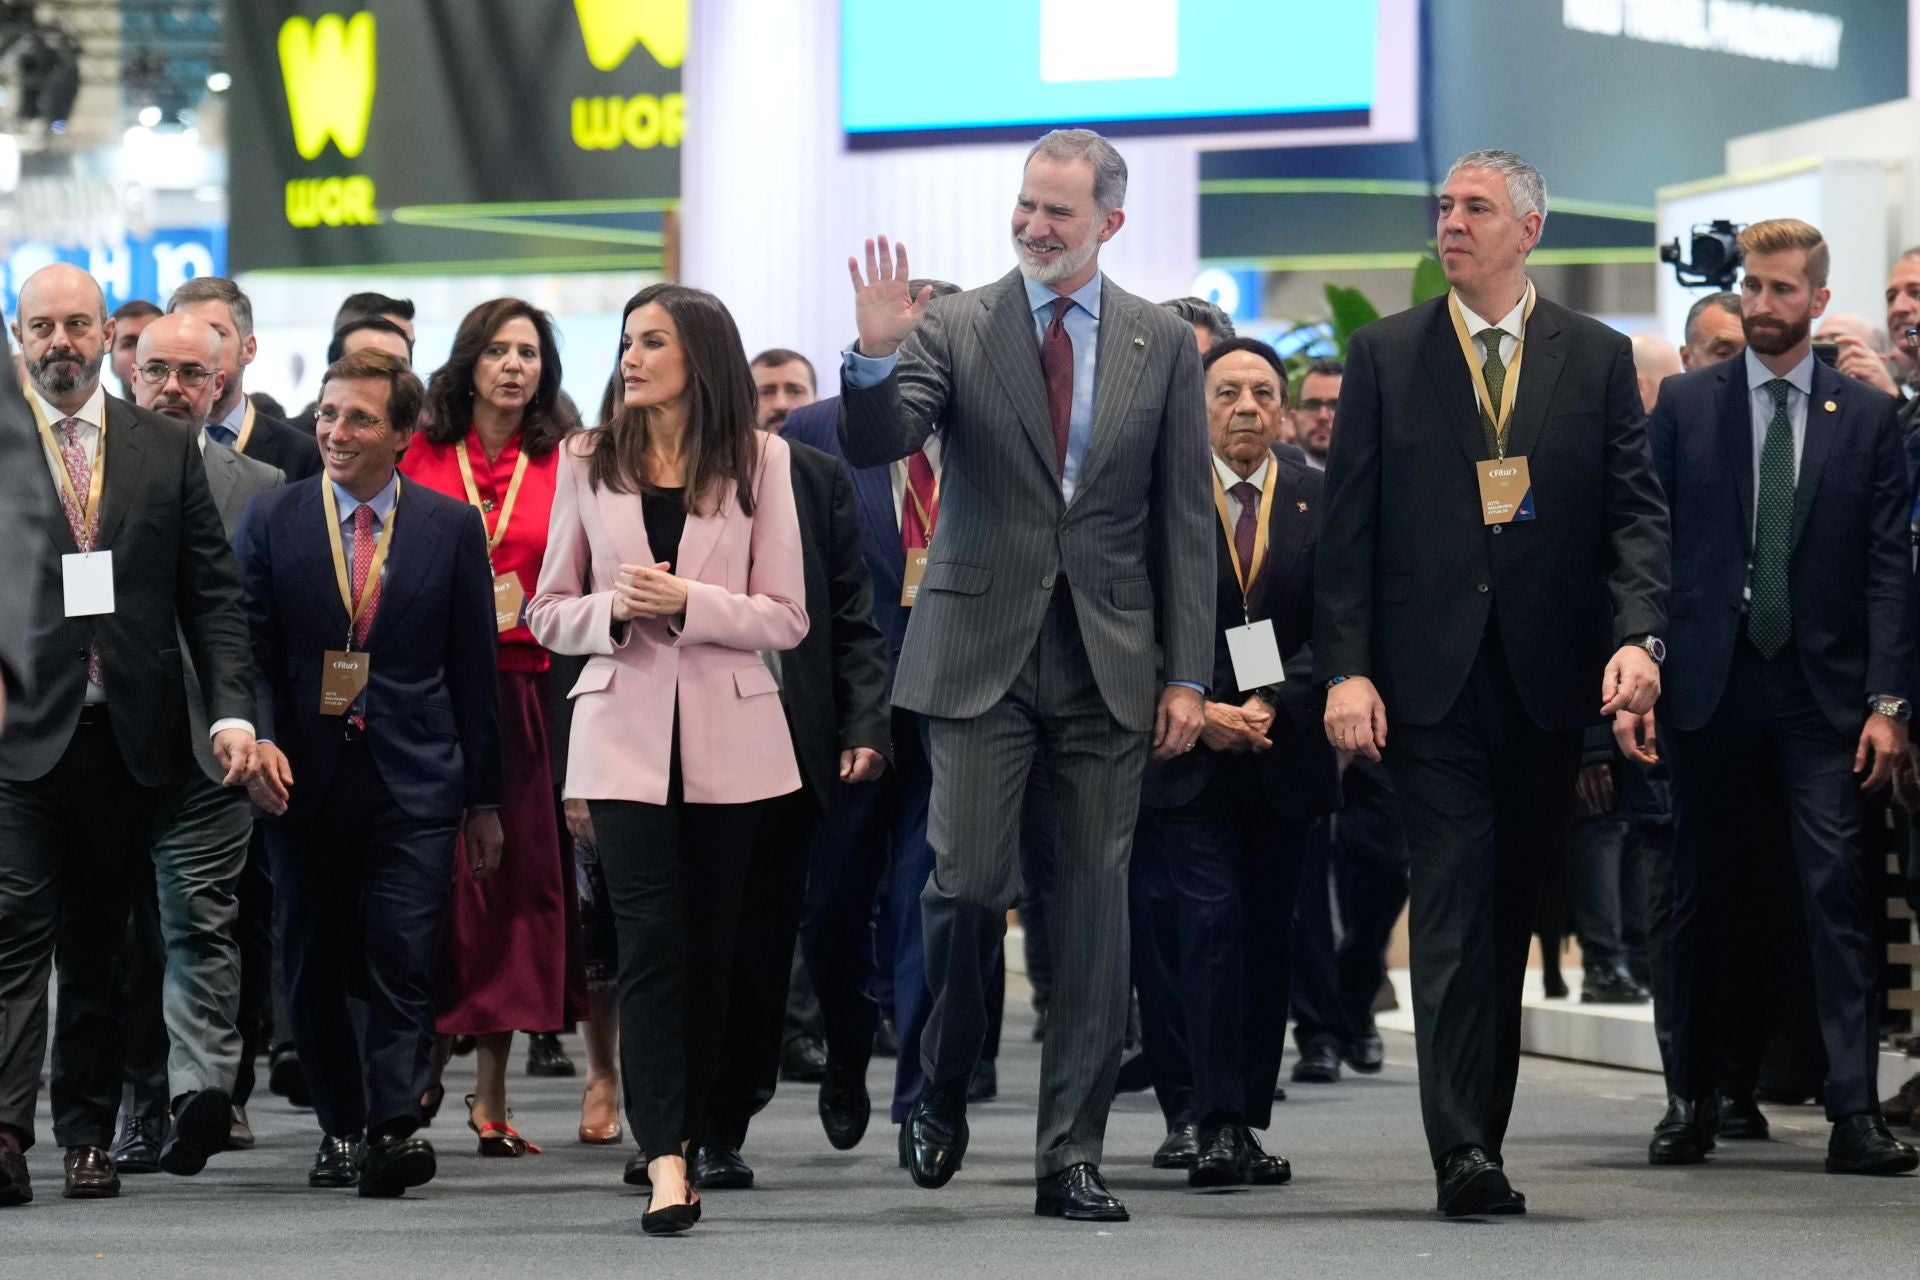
top-left (1652, 358), bottom-right (1913, 736)
top-left (0, 334), bottom-right (49, 703)
top-left (241, 406), bottom-right (322, 480)
top-left (783, 438), bottom-right (892, 814)
top-left (1142, 457), bottom-right (1339, 821)
top-left (1314, 294), bottom-right (1670, 730)
top-left (235, 476), bottom-right (502, 822)
top-left (0, 396), bottom-right (254, 786)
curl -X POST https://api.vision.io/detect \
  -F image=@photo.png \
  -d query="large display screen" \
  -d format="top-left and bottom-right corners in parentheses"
top-left (842, 0), bottom-right (1382, 147)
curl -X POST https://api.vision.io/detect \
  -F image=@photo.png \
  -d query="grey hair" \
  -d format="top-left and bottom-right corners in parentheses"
top-left (1683, 291), bottom-right (1741, 345)
top-left (1901, 245), bottom-right (1920, 262)
top-left (167, 276), bottom-right (255, 342)
top-left (1448, 149), bottom-right (1547, 223)
top-left (1026, 128), bottom-right (1128, 213)
top-left (1159, 296), bottom-right (1236, 343)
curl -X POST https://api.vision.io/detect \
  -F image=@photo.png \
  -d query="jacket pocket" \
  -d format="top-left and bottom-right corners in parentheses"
top-left (922, 561), bottom-right (991, 596)
top-left (1111, 576), bottom-right (1153, 610)
top-left (734, 664), bottom-right (780, 698)
top-left (569, 660), bottom-right (614, 698)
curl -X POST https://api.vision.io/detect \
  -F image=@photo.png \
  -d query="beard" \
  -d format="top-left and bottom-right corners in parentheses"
top-left (1744, 311), bottom-right (1811, 357)
top-left (1014, 231), bottom-right (1098, 286)
top-left (30, 346), bottom-right (103, 399)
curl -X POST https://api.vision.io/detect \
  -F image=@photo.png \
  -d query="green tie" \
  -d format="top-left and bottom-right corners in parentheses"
top-left (1747, 377), bottom-right (1795, 657)
top-left (1477, 328), bottom-right (1507, 458)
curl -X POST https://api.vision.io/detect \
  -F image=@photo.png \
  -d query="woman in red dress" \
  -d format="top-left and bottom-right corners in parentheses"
top-left (401, 298), bottom-right (586, 1155)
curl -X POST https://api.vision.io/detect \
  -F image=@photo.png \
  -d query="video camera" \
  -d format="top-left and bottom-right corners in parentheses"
top-left (1659, 220), bottom-right (1744, 290)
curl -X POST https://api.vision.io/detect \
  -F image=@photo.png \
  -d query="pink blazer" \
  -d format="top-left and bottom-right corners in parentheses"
top-left (528, 431), bottom-right (809, 805)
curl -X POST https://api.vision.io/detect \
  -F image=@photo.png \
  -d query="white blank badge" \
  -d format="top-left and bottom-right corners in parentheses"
top-left (1225, 618), bottom-right (1285, 690)
top-left (62, 551), bottom-right (115, 617)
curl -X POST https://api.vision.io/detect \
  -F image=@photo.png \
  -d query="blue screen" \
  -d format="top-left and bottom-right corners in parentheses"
top-left (842, 0), bottom-right (1379, 146)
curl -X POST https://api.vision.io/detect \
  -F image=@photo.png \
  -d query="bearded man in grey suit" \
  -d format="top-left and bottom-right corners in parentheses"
top-left (840, 128), bottom-right (1214, 1223)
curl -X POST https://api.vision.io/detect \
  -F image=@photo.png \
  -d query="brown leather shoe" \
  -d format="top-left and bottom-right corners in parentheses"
top-left (64, 1145), bottom-right (121, 1199)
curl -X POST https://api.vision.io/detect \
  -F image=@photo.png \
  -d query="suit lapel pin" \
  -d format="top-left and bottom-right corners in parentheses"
top-left (1824, 399), bottom-right (1838, 413)
top-left (1296, 500), bottom-right (1309, 513)
top-left (1133, 336), bottom-right (1145, 349)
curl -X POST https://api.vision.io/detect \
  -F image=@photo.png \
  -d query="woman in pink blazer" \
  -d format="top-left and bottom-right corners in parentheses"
top-left (527, 284), bottom-right (807, 1235)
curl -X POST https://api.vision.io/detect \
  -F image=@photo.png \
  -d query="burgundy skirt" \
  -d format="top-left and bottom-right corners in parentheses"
top-left (436, 668), bottom-right (588, 1034)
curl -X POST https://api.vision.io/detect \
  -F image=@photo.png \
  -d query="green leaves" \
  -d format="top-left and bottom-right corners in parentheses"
top-left (1323, 283), bottom-right (1380, 356)
top-left (1411, 250), bottom-right (1449, 306)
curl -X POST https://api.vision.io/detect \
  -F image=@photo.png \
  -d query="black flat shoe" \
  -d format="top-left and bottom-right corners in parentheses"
top-left (419, 1082), bottom-right (446, 1127)
top-left (110, 1113), bottom-right (164, 1175)
top-left (1826, 1114), bottom-right (1919, 1175)
top-left (1344, 1029), bottom-right (1386, 1075)
top-left (1244, 1127), bottom-right (1292, 1186)
top-left (641, 1194), bottom-right (700, 1236)
top-left (1291, 1039), bottom-right (1342, 1084)
top-left (623, 1150), bottom-right (652, 1188)
top-left (1649, 1097), bottom-right (1714, 1166)
top-left (1581, 963), bottom-right (1650, 1005)
top-left (819, 1060), bottom-right (871, 1150)
top-left (1715, 1092), bottom-right (1769, 1141)
top-left (1189, 1124), bottom-right (1249, 1188)
top-left (691, 1142), bottom-right (754, 1190)
top-left (525, 1032), bottom-right (576, 1078)
top-left (1151, 1122), bottom-right (1199, 1170)
top-left (1436, 1146), bottom-right (1524, 1216)
top-left (309, 1135), bottom-right (364, 1188)
top-left (1036, 1162), bottom-right (1128, 1221)
top-left (358, 1134), bottom-right (436, 1198)
top-left (905, 1079), bottom-right (969, 1189)
top-left (160, 1087), bottom-right (232, 1176)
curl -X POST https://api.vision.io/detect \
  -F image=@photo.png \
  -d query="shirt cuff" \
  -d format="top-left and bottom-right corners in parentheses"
top-left (1167, 680), bottom-right (1206, 696)
top-left (842, 347), bottom-right (899, 388)
top-left (208, 718), bottom-right (255, 739)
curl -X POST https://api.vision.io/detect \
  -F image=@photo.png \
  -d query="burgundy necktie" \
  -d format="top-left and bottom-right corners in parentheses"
top-left (1039, 297), bottom-right (1074, 476)
top-left (901, 449), bottom-right (939, 551)
top-left (1229, 482), bottom-right (1259, 589)
top-left (350, 503), bottom-right (381, 648)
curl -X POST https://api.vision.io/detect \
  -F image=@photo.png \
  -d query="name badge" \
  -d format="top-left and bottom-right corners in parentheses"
top-left (61, 550), bottom-right (115, 617)
top-left (492, 572), bottom-right (526, 634)
top-left (1477, 455), bottom-right (1536, 525)
top-left (1225, 618), bottom-right (1287, 691)
top-left (319, 649), bottom-right (370, 716)
top-left (900, 548), bottom-right (929, 607)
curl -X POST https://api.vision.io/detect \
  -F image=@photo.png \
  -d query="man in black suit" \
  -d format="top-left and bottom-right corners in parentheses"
top-left (1315, 150), bottom-right (1669, 1216)
top-left (692, 430), bottom-right (892, 1189)
top-left (1133, 337), bottom-right (1338, 1187)
top-left (236, 349), bottom-right (502, 1197)
top-left (0, 325), bottom-right (48, 733)
top-left (0, 264), bottom-right (256, 1207)
top-left (1621, 219), bottom-right (1918, 1175)
top-left (168, 277), bottom-right (321, 480)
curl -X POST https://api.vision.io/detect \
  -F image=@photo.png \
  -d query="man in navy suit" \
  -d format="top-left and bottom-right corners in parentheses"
top-left (1619, 219), bottom-right (1917, 1175)
top-left (235, 349), bottom-right (502, 1197)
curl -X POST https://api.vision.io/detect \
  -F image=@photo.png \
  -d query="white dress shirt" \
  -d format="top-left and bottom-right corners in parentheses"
top-left (1456, 285), bottom-right (1531, 420)
top-left (1211, 451), bottom-right (1271, 522)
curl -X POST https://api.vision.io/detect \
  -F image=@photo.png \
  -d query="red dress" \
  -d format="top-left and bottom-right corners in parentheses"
top-left (401, 427), bottom-right (587, 1033)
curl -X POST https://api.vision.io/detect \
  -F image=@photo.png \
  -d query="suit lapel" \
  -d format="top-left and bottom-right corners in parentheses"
top-left (676, 497), bottom-right (726, 585)
top-left (94, 399), bottom-right (151, 550)
top-left (1499, 304), bottom-right (1566, 461)
top-left (292, 481), bottom-right (351, 639)
top-left (1416, 302), bottom-right (1491, 466)
top-left (204, 442), bottom-right (240, 521)
top-left (973, 270), bottom-right (1062, 485)
top-left (1791, 363), bottom-right (1842, 548)
top-left (1247, 464), bottom-right (1311, 618)
top-left (1072, 279), bottom-right (1151, 508)
top-left (1716, 365), bottom-right (1755, 547)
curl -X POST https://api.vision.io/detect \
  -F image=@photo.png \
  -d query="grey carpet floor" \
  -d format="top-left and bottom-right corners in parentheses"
top-left (6, 1013), bottom-right (1918, 1278)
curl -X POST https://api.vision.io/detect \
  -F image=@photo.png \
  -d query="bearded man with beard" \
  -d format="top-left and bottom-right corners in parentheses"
top-left (838, 128), bottom-right (1213, 1222)
top-left (1621, 218), bottom-right (1918, 1176)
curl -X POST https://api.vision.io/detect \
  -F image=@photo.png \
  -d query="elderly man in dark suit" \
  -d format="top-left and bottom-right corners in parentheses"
top-left (1621, 219), bottom-right (1918, 1176)
top-left (0, 264), bottom-right (257, 1207)
top-left (842, 128), bottom-right (1213, 1222)
top-left (1316, 150), bottom-right (1670, 1216)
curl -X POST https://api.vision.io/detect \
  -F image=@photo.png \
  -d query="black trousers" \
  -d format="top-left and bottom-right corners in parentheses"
top-left (1388, 628), bottom-right (1582, 1167)
top-left (0, 715), bottom-right (160, 1150)
top-left (703, 788), bottom-right (818, 1150)
top-left (1658, 640), bottom-right (1881, 1119)
top-left (268, 740), bottom-right (456, 1142)
top-left (1128, 810), bottom-right (1193, 1128)
top-left (590, 754), bottom-right (767, 1160)
top-left (1290, 765), bottom-right (1408, 1052)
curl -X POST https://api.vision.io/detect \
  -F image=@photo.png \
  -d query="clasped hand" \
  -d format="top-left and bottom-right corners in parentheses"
top-left (1200, 696), bottom-right (1276, 755)
top-left (612, 562), bottom-right (689, 620)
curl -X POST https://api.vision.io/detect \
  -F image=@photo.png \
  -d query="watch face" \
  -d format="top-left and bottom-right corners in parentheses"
top-left (1644, 636), bottom-right (1666, 663)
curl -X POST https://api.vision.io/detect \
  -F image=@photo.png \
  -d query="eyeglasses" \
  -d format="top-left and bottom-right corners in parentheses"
top-left (1295, 398), bottom-right (1338, 415)
top-left (315, 407), bottom-right (387, 432)
top-left (136, 361), bottom-right (214, 388)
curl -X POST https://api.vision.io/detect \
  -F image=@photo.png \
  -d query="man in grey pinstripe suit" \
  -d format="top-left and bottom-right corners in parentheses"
top-left (840, 129), bottom-right (1214, 1222)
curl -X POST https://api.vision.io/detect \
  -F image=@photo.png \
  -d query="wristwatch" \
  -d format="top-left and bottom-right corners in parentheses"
top-left (1869, 695), bottom-right (1912, 723)
top-left (1629, 635), bottom-right (1666, 664)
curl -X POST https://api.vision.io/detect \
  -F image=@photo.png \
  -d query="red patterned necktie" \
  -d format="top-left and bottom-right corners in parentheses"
top-left (56, 418), bottom-right (104, 688)
top-left (1038, 297), bottom-right (1074, 476)
top-left (350, 502), bottom-right (381, 647)
top-left (901, 450), bottom-right (939, 551)
top-left (1229, 481), bottom-right (1259, 590)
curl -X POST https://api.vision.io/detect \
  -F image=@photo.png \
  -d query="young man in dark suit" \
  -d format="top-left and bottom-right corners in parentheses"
top-left (0, 265), bottom-right (257, 1207)
top-left (236, 349), bottom-right (502, 1197)
top-left (1620, 219), bottom-right (1918, 1176)
top-left (1315, 150), bottom-right (1670, 1215)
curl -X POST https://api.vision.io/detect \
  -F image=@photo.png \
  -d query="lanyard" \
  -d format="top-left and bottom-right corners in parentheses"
top-left (28, 391), bottom-right (106, 538)
top-left (1447, 283), bottom-right (1537, 459)
top-left (904, 459), bottom-right (939, 535)
top-left (1211, 467), bottom-right (1278, 616)
top-left (321, 476), bottom-right (401, 648)
top-left (453, 434), bottom-right (531, 556)
top-left (231, 400), bottom-right (258, 453)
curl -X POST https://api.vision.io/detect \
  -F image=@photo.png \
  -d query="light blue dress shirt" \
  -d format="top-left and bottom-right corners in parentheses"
top-left (208, 395), bottom-right (249, 448)
top-left (332, 470), bottom-right (401, 564)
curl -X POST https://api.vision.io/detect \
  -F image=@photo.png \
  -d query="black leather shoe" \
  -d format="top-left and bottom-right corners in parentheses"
top-left (1826, 1114), bottom-right (1920, 1175)
top-left (780, 1037), bottom-right (828, 1083)
top-left (905, 1079), bottom-right (968, 1189)
top-left (309, 1135), bottom-right (364, 1188)
top-left (623, 1150), bottom-right (652, 1188)
top-left (228, 1105), bottom-right (255, 1151)
top-left (691, 1142), bottom-right (754, 1190)
top-left (1244, 1128), bottom-right (1292, 1185)
top-left (525, 1032), bottom-right (576, 1078)
top-left (1715, 1091), bottom-right (1769, 1141)
top-left (1035, 1162), bottom-right (1128, 1221)
top-left (0, 1145), bottom-right (29, 1206)
top-left (967, 1058), bottom-right (998, 1103)
top-left (160, 1088), bottom-right (231, 1176)
top-left (1151, 1122), bottom-right (1199, 1170)
top-left (1882, 1074), bottom-right (1920, 1125)
top-left (819, 1060), bottom-right (871, 1150)
top-left (1291, 1038), bottom-right (1342, 1083)
top-left (1344, 1029), bottom-right (1385, 1075)
top-left (358, 1133), bottom-right (436, 1198)
top-left (1648, 1097), bottom-right (1714, 1166)
top-left (110, 1113), bottom-right (165, 1174)
top-left (1435, 1146), bottom-right (1524, 1216)
top-left (268, 1045), bottom-right (311, 1108)
top-left (1581, 963), bottom-right (1650, 1005)
top-left (63, 1146), bottom-right (121, 1199)
top-left (874, 1016), bottom-right (900, 1059)
top-left (1189, 1123), bottom-right (1250, 1188)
